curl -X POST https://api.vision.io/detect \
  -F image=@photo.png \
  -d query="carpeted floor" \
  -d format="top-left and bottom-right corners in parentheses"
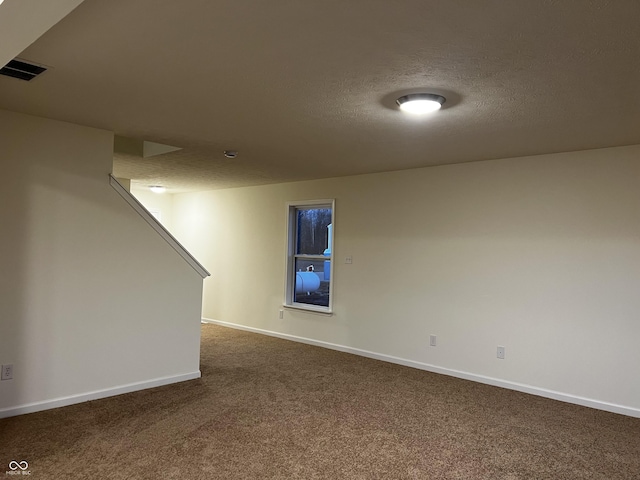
top-left (1, 324), bottom-right (639, 479)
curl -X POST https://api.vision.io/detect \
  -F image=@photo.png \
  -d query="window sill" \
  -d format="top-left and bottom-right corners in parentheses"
top-left (283, 304), bottom-right (334, 316)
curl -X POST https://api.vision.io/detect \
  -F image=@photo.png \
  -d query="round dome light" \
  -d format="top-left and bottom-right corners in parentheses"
top-left (396, 93), bottom-right (445, 114)
top-left (149, 186), bottom-right (166, 193)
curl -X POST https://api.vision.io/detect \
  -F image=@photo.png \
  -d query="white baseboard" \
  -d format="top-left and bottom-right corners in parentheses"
top-left (0, 371), bottom-right (201, 419)
top-left (202, 318), bottom-right (640, 419)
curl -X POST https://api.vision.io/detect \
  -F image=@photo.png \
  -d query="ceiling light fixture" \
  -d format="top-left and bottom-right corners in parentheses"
top-left (396, 93), bottom-right (445, 114)
top-left (149, 186), bottom-right (166, 193)
top-left (224, 150), bottom-right (238, 159)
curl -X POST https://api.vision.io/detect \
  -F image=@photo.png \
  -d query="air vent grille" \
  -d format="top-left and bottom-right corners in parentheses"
top-left (0, 59), bottom-right (48, 81)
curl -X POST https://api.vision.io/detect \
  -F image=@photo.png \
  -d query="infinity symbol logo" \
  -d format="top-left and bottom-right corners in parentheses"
top-left (9, 461), bottom-right (28, 470)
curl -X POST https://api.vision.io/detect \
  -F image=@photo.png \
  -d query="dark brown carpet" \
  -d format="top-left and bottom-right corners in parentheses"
top-left (1, 324), bottom-right (639, 479)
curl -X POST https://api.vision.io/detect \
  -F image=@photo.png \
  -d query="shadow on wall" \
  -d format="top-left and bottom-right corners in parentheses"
top-left (0, 146), bottom-right (30, 411)
top-left (0, 110), bottom-right (116, 410)
top-left (0, 110), bottom-right (205, 417)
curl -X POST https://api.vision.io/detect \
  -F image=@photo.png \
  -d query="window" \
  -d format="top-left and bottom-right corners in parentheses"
top-left (285, 200), bottom-right (335, 313)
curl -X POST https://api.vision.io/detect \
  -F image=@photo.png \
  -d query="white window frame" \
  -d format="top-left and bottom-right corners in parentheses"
top-left (284, 199), bottom-right (335, 314)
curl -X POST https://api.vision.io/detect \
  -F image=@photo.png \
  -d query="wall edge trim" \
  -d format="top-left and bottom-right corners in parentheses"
top-left (109, 174), bottom-right (210, 278)
top-left (201, 318), bottom-right (640, 418)
top-left (0, 371), bottom-right (201, 419)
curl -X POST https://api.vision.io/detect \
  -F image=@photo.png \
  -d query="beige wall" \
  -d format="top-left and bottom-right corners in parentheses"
top-left (0, 110), bottom-right (203, 416)
top-left (0, 0), bottom-right (85, 67)
top-left (173, 145), bottom-right (640, 416)
top-left (130, 185), bottom-right (174, 231)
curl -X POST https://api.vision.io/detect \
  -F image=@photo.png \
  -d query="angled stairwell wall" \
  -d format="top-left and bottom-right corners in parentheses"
top-left (0, 109), bottom-right (207, 418)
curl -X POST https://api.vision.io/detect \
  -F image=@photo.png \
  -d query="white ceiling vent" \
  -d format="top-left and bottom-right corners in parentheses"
top-left (0, 59), bottom-right (48, 81)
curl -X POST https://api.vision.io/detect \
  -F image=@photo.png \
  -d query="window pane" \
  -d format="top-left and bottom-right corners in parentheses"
top-left (294, 258), bottom-right (330, 307)
top-left (296, 208), bottom-right (332, 255)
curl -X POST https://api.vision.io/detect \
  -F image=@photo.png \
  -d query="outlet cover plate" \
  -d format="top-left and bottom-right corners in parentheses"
top-left (1, 364), bottom-right (13, 380)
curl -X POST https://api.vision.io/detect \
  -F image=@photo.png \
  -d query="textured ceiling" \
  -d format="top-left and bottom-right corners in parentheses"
top-left (1, 0), bottom-right (639, 192)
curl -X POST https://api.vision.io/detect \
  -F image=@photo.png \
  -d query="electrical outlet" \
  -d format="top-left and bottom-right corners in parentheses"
top-left (345, 256), bottom-right (353, 264)
top-left (497, 346), bottom-right (505, 360)
top-left (429, 335), bottom-right (437, 347)
top-left (279, 309), bottom-right (284, 319)
top-left (1, 364), bottom-right (13, 380)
